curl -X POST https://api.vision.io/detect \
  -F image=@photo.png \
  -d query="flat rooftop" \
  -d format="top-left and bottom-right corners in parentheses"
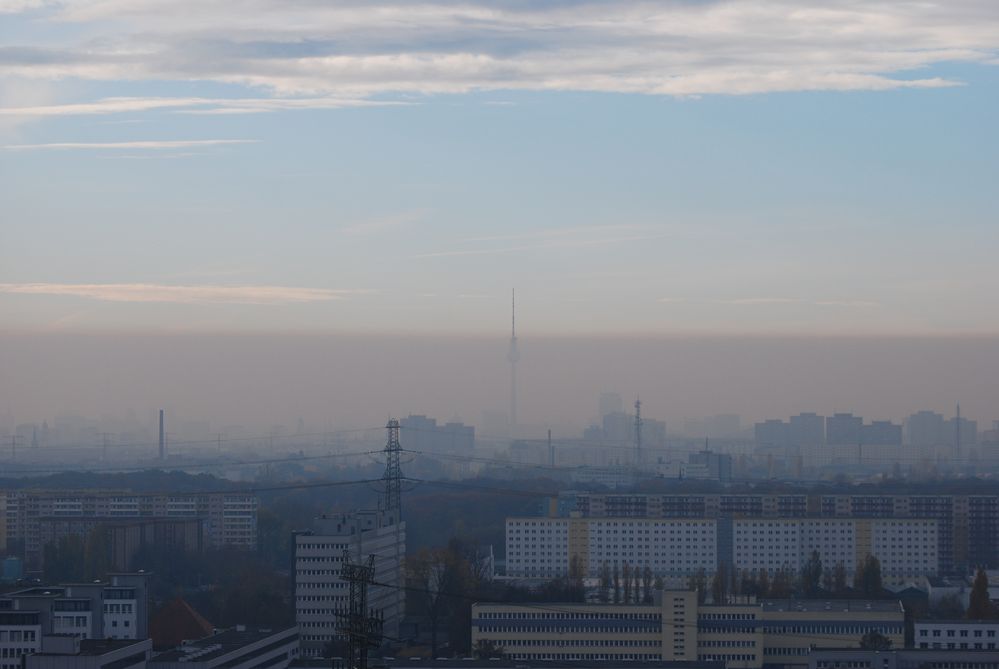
top-left (34, 639), bottom-right (148, 657)
top-left (761, 599), bottom-right (900, 613)
top-left (152, 627), bottom-right (297, 664)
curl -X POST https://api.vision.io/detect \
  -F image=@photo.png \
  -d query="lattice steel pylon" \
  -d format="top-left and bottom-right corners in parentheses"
top-left (338, 550), bottom-right (382, 669)
top-left (383, 418), bottom-right (403, 522)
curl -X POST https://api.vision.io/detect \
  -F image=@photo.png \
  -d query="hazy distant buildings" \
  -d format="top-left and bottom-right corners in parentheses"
top-left (825, 413), bottom-right (863, 445)
top-left (906, 411), bottom-right (946, 446)
top-left (399, 415), bottom-right (474, 455)
top-left (789, 412), bottom-right (824, 445)
top-left (2, 491), bottom-right (257, 573)
top-left (598, 392), bottom-right (623, 419)
top-left (599, 411), bottom-right (665, 450)
top-left (860, 420), bottom-right (902, 446)
top-left (686, 451), bottom-right (733, 481)
top-left (754, 419), bottom-right (790, 448)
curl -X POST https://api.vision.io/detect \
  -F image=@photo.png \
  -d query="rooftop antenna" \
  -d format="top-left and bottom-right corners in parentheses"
top-left (507, 289), bottom-right (520, 428)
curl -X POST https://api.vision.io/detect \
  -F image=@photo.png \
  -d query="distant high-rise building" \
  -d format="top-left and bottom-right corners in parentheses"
top-left (861, 420), bottom-right (903, 446)
top-left (598, 392), bottom-right (623, 419)
top-left (945, 414), bottom-right (977, 449)
top-left (399, 414), bottom-right (474, 455)
top-left (826, 413), bottom-right (863, 445)
top-left (704, 414), bottom-right (741, 439)
top-left (754, 419), bottom-right (790, 448)
top-left (789, 412), bottom-right (825, 445)
top-left (905, 410), bottom-right (945, 446)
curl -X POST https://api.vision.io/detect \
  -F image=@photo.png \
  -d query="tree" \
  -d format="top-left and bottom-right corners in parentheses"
top-left (757, 569), bottom-right (770, 598)
top-left (622, 562), bottom-right (632, 603)
top-left (408, 547), bottom-right (464, 657)
top-left (802, 550), bottom-right (823, 597)
top-left (933, 593), bottom-right (966, 619)
top-left (473, 640), bottom-right (504, 659)
top-left (612, 563), bottom-right (621, 603)
top-left (859, 630), bottom-right (892, 650)
top-left (642, 565), bottom-right (653, 604)
top-left (687, 568), bottom-right (707, 604)
top-left (833, 561), bottom-right (848, 594)
top-left (598, 561), bottom-right (611, 603)
top-left (711, 563), bottom-right (729, 604)
top-left (821, 567), bottom-right (834, 593)
top-left (967, 568), bottom-right (996, 619)
top-left (856, 555), bottom-right (883, 597)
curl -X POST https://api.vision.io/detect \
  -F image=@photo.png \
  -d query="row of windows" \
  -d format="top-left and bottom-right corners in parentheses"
top-left (920, 628), bottom-right (998, 638)
top-left (487, 639), bottom-right (659, 648)
top-left (918, 642), bottom-right (998, 650)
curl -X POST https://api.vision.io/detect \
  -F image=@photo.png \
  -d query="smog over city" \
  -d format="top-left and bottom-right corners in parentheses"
top-left (2, 1), bottom-right (999, 666)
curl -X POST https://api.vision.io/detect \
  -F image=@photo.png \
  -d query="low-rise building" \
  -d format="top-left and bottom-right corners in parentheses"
top-left (148, 627), bottom-right (299, 669)
top-left (471, 592), bottom-right (904, 669)
top-left (25, 636), bottom-right (151, 669)
top-left (808, 647), bottom-right (999, 669)
top-left (914, 619), bottom-right (999, 650)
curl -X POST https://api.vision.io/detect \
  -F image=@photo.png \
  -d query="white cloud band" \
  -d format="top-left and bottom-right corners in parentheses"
top-left (0, 283), bottom-right (365, 304)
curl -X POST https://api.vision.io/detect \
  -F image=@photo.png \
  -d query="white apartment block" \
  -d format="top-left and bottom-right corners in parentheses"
top-left (294, 510), bottom-right (405, 658)
top-left (505, 517), bottom-right (717, 578)
top-left (2, 490), bottom-right (257, 570)
top-left (914, 620), bottom-right (999, 650)
top-left (506, 515), bottom-right (937, 581)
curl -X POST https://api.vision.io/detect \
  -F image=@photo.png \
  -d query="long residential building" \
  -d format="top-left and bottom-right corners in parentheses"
top-left (2, 490), bottom-right (258, 571)
top-left (562, 492), bottom-right (999, 574)
top-left (293, 509), bottom-right (405, 657)
top-left (471, 591), bottom-right (904, 669)
top-left (506, 516), bottom-right (937, 581)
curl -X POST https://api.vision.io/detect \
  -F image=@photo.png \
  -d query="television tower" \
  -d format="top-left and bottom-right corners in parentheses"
top-left (507, 289), bottom-right (520, 428)
top-left (634, 397), bottom-right (643, 466)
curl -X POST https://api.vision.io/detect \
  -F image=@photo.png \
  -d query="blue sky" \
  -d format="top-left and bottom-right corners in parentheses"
top-left (2, 0), bottom-right (999, 335)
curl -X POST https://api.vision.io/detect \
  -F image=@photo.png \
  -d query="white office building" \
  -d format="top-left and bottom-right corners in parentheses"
top-left (293, 510), bottom-right (405, 657)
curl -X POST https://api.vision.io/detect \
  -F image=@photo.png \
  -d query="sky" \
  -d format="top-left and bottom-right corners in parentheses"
top-left (1, 0), bottom-right (998, 336)
top-left (2, 2), bottom-right (999, 429)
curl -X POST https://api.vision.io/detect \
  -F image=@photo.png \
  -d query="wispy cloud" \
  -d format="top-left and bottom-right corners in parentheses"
top-left (0, 96), bottom-right (409, 117)
top-left (3, 139), bottom-right (257, 150)
top-left (340, 210), bottom-right (429, 236)
top-left (0, 283), bottom-right (366, 304)
top-left (415, 232), bottom-right (669, 259)
top-left (714, 297), bottom-right (881, 308)
top-left (1, 1), bottom-right (996, 102)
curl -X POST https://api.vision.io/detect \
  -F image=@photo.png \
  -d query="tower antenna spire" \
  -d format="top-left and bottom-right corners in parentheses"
top-left (507, 288), bottom-right (520, 428)
top-left (383, 419), bottom-right (402, 522)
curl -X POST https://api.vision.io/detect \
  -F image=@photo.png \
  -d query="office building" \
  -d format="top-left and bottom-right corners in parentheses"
top-left (293, 510), bottom-right (405, 657)
top-left (860, 421), bottom-right (902, 446)
top-left (471, 592), bottom-right (904, 668)
top-left (0, 571), bottom-right (148, 669)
